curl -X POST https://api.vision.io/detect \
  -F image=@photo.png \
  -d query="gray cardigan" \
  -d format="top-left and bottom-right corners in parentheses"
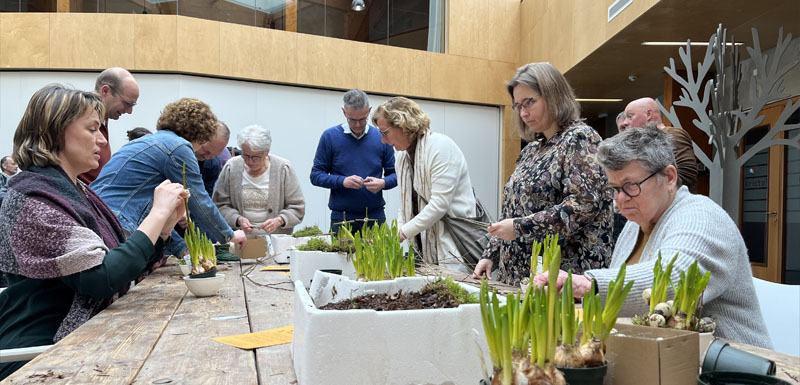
top-left (212, 155), bottom-right (305, 235)
top-left (585, 186), bottom-right (772, 348)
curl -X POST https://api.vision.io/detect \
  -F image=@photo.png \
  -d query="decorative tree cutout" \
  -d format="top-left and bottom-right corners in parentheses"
top-left (660, 24), bottom-right (800, 224)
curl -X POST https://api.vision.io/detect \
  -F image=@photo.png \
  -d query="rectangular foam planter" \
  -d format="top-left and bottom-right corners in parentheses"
top-left (289, 248), bottom-right (357, 288)
top-left (292, 270), bottom-right (495, 385)
top-left (270, 234), bottom-right (330, 264)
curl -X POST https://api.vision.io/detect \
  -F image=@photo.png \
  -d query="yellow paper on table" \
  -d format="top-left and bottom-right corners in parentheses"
top-left (261, 265), bottom-right (290, 272)
top-left (212, 325), bottom-right (293, 350)
top-left (280, 272), bottom-right (290, 276)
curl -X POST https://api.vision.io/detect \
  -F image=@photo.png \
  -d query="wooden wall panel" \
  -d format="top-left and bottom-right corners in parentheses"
top-left (0, 13), bottom-right (50, 68)
top-left (488, 60), bottom-right (517, 106)
top-left (365, 44), bottom-right (431, 98)
top-left (447, 0), bottom-right (520, 64)
top-left (177, 17), bottom-right (220, 75)
top-left (430, 54), bottom-right (491, 104)
top-left (50, 13), bottom-right (134, 69)
top-left (295, 33), bottom-right (367, 91)
top-left (571, 0), bottom-right (607, 63)
top-left (219, 23), bottom-right (297, 83)
top-left (134, 15), bottom-right (177, 71)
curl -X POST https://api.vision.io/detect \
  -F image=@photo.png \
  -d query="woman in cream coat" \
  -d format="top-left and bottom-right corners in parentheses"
top-left (212, 125), bottom-right (305, 235)
top-left (373, 97), bottom-right (477, 272)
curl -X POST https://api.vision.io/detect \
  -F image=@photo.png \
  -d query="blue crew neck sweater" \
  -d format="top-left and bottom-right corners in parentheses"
top-left (310, 124), bottom-right (397, 220)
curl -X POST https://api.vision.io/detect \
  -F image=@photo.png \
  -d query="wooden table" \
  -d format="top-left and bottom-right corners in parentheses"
top-left (4, 261), bottom-right (798, 384)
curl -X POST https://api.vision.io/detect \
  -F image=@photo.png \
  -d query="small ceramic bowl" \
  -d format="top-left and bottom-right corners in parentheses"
top-left (183, 273), bottom-right (225, 297)
top-left (178, 263), bottom-right (192, 276)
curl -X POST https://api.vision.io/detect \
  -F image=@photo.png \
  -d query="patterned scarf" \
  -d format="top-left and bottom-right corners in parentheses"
top-left (0, 165), bottom-right (126, 341)
top-left (398, 131), bottom-right (443, 264)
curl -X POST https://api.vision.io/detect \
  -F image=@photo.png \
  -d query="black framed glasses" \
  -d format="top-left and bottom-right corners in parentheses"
top-left (607, 171), bottom-right (659, 198)
top-left (511, 97), bottom-right (537, 113)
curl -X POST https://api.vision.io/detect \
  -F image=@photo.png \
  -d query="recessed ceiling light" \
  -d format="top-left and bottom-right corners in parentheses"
top-left (641, 41), bottom-right (743, 46)
top-left (575, 98), bottom-right (623, 102)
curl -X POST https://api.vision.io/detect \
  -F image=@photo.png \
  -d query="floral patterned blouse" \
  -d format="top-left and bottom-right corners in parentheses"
top-left (483, 121), bottom-right (614, 286)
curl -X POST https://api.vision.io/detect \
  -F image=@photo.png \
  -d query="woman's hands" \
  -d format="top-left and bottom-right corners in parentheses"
top-left (139, 180), bottom-right (190, 244)
top-left (472, 258), bottom-right (494, 279)
top-left (488, 218), bottom-right (516, 241)
top-left (237, 216), bottom-right (254, 233)
top-left (258, 217), bottom-right (284, 233)
top-left (532, 269), bottom-right (594, 299)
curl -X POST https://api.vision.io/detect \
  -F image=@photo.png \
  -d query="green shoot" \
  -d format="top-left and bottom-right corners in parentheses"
top-left (672, 260), bottom-right (711, 329)
top-left (560, 270), bottom-right (579, 346)
top-left (649, 251), bottom-right (678, 314)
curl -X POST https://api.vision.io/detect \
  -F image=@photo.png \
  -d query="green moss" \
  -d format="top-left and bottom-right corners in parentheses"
top-left (292, 225), bottom-right (324, 238)
top-left (420, 276), bottom-right (478, 305)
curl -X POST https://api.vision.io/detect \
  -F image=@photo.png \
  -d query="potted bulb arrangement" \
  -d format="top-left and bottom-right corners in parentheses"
top-left (290, 224), bottom-right (357, 287)
top-left (180, 164), bottom-right (224, 297)
top-left (633, 252), bottom-right (715, 361)
top-left (479, 236), bottom-right (633, 385)
top-left (292, 222), bottom-right (489, 385)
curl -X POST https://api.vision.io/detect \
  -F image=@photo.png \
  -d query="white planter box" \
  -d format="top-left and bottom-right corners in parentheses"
top-left (289, 248), bottom-right (357, 288)
top-left (270, 234), bottom-right (330, 264)
top-left (292, 271), bottom-right (494, 385)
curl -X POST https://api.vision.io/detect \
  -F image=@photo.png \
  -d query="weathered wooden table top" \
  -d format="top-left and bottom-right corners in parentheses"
top-left (4, 261), bottom-right (797, 384)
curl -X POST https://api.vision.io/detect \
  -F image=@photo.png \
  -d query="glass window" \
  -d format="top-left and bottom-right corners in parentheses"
top-left (0, 0), bottom-right (55, 12)
top-left (297, 0), bottom-right (444, 52)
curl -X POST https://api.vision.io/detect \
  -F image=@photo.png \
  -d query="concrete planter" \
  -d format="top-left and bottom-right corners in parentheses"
top-left (292, 271), bottom-right (494, 385)
top-left (270, 234), bottom-right (330, 264)
top-left (289, 248), bottom-right (356, 288)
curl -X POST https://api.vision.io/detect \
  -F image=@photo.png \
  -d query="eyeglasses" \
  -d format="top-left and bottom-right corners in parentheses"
top-left (511, 97), bottom-right (537, 113)
top-left (346, 117), bottom-right (368, 125)
top-left (242, 153), bottom-right (265, 161)
top-left (378, 127), bottom-right (391, 137)
top-left (110, 87), bottom-right (137, 108)
top-left (607, 171), bottom-right (659, 198)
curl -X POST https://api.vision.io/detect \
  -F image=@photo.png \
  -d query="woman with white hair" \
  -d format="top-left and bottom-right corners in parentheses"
top-left (212, 125), bottom-right (305, 234)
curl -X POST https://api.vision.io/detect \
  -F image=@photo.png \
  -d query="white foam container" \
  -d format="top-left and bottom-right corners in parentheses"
top-left (289, 248), bottom-right (357, 288)
top-left (292, 270), bottom-right (495, 385)
top-left (270, 234), bottom-right (330, 264)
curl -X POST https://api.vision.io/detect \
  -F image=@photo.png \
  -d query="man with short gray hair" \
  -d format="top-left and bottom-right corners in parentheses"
top-left (311, 89), bottom-right (397, 233)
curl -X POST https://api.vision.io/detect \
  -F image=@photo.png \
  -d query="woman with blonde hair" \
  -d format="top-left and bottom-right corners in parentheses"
top-left (373, 97), bottom-right (483, 272)
top-left (0, 85), bottom-right (188, 379)
top-left (473, 62), bottom-right (614, 286)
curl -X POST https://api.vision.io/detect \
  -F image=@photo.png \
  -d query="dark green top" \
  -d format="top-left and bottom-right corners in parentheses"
top-left (0, 231), bottom-right (166, 380)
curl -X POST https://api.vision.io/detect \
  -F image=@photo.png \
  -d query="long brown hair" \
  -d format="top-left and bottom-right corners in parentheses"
top-left (507, 62), bottom-right (580, 141)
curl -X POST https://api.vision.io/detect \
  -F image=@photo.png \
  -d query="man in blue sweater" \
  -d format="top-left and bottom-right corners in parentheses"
top-left (311, 89), bottom-right (398, 233)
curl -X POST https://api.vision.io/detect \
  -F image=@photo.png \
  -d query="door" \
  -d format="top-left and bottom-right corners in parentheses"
top-left (743, 96), bottom-right (800, 283)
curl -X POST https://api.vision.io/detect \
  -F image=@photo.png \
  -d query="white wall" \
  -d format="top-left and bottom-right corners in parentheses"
top-left (0, 71), bottom-right (501, 230)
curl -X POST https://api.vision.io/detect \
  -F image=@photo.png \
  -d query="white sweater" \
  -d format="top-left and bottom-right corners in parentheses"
top-left (585, 186), bottom-right (772, 348)
top-left (397, 132), bottom-right (476, 271)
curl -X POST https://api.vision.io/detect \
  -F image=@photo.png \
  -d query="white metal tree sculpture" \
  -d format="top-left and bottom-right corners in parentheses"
top-left (659, 24), bottom-right (800, 224)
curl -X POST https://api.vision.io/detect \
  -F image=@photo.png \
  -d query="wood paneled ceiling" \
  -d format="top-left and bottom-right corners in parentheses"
top-left (566, 0), bottom-right (800, 122)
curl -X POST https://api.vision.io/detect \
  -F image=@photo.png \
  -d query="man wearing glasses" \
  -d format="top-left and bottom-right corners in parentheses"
top-left (311, 89), bottom-right (397, 234)
top-left (79, 67), bottom-right (140, 184)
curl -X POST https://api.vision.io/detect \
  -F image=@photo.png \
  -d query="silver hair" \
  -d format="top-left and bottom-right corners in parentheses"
top-left (597, 126), bottom-right (677, 176)
top-left (237, 124), bottom-right (272, 153)
top-left (343, 89), bottom-right (369, 110)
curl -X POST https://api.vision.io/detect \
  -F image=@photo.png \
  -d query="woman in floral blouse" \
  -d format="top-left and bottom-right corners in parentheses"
top-left (473, 62), bottom-right (614, 286)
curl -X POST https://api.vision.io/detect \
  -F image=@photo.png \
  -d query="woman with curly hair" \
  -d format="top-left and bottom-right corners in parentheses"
top-left (91, 98), bottom-right (246, 257)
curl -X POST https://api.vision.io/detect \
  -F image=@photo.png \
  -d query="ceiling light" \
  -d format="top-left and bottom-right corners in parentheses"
top-left (575, 98), bottom-right (623, 102)
top-left (641, 41), bottom-right (743, 46)
top-left (351, 0), bottom-right (365, 11)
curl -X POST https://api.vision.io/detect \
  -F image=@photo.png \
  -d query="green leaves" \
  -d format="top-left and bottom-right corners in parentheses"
top-left (350, 220), bottom-right (415, 281)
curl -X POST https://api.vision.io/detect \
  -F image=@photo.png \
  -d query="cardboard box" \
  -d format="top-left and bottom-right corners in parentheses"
top-left (234, 235), bottom-right (267, 259)
top-left (604, 323), bottom-right (699, 385)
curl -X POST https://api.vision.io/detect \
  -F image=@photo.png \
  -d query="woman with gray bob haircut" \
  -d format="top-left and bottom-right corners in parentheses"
top-left (213, 125), bottom-right (305, 235)
top-left (539, 126), bottom-right (771, 348)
